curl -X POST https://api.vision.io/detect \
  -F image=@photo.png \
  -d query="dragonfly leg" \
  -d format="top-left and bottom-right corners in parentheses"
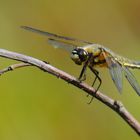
top-left (78, 64), bottom-right (87, 81)
top-left (78, 53), bottom-right (93, 81)
top-left (92, 70), bottom-right (99, 87)
top-left (87, 66), bottom-right (102, 104)
top-left (89, 66), bottom-right (102, 91)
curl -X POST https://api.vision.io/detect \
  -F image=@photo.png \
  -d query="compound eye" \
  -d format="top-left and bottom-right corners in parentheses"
top-left (71, 48), bottom-right (88, 65)
top-left (71, 53), bottom-right (79, 60)
top-left (71, 49), bottom-right (83, 65)
top-left (83, 50), bottom-right (88, 56)
top-left (72, 50), bottom-right (78, 55)
top-left (79, 49), bottom-right (88, 61)
top-left (71, 49), bottom-right (79, 59)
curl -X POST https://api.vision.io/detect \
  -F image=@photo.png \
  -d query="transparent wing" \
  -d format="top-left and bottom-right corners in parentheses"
top-left (123, 67), bottom-right (140, 96)
top-left (102, 51), bottom-right (123, 93)
top-left (21, 26), bottom-right (92, 44)
top-left (48, 38), bottom-right (76, 52)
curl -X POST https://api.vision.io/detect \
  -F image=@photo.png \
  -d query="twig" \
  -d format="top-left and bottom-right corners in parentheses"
top-left (0, 48), bottom-right (140, 135)
top-left (0, 63), bottom-right (31, 75)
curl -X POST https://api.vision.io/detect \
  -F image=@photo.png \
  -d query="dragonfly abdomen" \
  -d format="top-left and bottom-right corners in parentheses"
top-left (123, 61), bottom-right (140, 69)
top-left (114, 55), bottom-right (140, 69)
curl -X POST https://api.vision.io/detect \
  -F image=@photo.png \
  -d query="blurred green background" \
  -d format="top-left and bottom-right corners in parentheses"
top-left (0, 0), bottom-right (140, 140)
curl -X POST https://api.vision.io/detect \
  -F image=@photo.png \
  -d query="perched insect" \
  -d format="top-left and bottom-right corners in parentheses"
top-left (21, 26), bottom-right (140, 99)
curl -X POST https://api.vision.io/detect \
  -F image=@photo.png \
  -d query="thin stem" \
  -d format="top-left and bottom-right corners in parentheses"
top-left (0, 63), bottom-right (31, 75)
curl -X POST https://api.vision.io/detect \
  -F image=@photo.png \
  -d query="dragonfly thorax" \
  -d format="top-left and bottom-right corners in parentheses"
top-left (71, 47), bottom-right (88, 65)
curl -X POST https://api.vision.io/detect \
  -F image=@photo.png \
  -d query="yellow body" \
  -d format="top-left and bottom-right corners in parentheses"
top-left (83, 44), bottom-right (140, 69)
top-left (83, 45), bottom-right (109, 68)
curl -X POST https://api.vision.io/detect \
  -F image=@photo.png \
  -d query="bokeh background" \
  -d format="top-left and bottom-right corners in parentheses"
top-left (0, 0), bottom-right (140, 140)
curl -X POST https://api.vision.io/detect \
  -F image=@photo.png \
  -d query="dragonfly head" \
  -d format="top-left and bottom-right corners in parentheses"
top-left (71, 47), bottom-right (88, 65)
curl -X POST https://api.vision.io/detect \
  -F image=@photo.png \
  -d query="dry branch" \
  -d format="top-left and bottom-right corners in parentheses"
top-left (0, 63), bottom-right (31, 75)
top-left (0, 49), bottom-right (140, 135)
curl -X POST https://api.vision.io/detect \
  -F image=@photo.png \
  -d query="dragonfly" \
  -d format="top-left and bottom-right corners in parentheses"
top-left (21, 26), bottom-right (140, 99)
